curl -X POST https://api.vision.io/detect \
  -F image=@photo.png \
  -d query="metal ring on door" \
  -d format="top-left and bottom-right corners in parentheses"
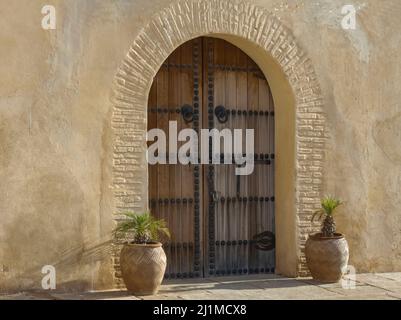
top-left (215, 105), bottom-right (229, 123)
top-left (181, 104), bottom-right (194, 123)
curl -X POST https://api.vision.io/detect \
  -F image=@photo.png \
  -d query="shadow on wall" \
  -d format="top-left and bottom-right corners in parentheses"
top-left (0, 169), bottom-right (113, 293)
top-left (1, 237), bottom-right (113, 293)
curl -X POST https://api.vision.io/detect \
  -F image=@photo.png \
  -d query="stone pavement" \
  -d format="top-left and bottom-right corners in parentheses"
top-left (2, 273), bottom-right (401, 300)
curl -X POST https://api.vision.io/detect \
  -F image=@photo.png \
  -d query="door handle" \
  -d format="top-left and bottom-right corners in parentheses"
top-left (181, 104), bottom-right (194, 123)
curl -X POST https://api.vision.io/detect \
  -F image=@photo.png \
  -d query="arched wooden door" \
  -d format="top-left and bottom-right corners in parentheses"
top-left (148, 37), bottom-right (275, 279)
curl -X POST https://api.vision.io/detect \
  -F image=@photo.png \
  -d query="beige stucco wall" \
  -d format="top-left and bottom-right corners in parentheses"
top-left (1, 0), bottom-right (401, 292)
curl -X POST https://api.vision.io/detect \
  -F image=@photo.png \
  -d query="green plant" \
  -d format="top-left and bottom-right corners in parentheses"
top-left (114, 211), bottom-right (170, 244)
top-left (311, 196), bottom-right (343, 237)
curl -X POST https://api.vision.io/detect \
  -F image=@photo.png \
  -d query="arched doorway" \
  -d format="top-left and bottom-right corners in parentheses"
top-left (147, 37), bottom-right (275, 278)
top-left (112, 0), bottom-right (326, 284)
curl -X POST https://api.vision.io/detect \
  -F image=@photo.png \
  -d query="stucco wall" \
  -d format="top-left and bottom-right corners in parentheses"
top-left (1, 0), bottom-right (401, 292)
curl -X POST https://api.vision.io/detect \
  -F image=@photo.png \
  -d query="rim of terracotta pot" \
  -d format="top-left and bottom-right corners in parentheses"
top-left (308, 233), bottom-right (345, 241)
top-left (124, 242), bottom-right (163, 248)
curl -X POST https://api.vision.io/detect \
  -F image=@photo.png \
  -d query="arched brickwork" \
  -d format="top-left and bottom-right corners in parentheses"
top-left (111, 0), bottom-right (326, 280)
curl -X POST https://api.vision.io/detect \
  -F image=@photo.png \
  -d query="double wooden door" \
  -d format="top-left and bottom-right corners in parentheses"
top-left (148, 37), bottom-right (275, 279)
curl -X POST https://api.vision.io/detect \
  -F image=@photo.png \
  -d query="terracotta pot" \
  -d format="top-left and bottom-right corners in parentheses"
top-left (305, 233), bottom-right (349, 283)
top-left (120, 242), bottom-right (167, 295)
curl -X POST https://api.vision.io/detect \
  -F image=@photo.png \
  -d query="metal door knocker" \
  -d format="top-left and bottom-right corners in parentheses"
top-left (253, 231), bottom-right (276, 251)
top-left (215, 105), bottom-right (229, 123)
top-left (181, 104), bottom-right (194, 123)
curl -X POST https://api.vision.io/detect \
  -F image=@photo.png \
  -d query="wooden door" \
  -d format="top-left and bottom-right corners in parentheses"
top-left (148, 37), bottom-right (275, 279)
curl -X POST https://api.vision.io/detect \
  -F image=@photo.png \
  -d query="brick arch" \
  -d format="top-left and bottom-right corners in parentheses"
top-left (111, 0), bottom-right (325, 278)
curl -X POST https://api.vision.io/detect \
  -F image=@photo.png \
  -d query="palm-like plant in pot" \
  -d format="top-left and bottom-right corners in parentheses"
top-left (305, 196), bottom-right (349, 283)
top-left (114, 211), bottom-right (170, 295)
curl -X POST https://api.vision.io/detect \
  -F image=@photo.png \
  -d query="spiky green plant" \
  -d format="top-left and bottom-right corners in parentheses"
top-left (114, 211), bottom-right (170, 244)
top-left (311, 196), bottom-right (343, 237)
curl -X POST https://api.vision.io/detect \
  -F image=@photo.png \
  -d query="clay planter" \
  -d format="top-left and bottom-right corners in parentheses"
top-left (305, 233), bottom-right (349, 283)
top-left (120, 242), bottom-right (167, 295)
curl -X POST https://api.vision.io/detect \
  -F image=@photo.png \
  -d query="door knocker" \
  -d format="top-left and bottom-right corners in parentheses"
top-left (215, 105), bottom-right (229, 123)
top-left (181, 104), bottom-right (194, 123)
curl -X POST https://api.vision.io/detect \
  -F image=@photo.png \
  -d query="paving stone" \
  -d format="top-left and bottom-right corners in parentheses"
top-left (140, 293), bottom-right (184, 300)
top-left (176, 291), bottom-right (217, 300)
top-left (385, 291), bottom-right (401, 299)
top-left (353, 273), bottom-right (401, 290)
top-left (205, 287), bottom-right (267, 299)
top-left (159, 281), bottom-right (217, 293)
top-left (51, 290), bottom-right (140, 300)
top-left (322, 293), bottom-right (399, 300)
top-left (2, 273), bottom-right (401, 300)
top-left (374, 272), bottom-right (401, 283)
top-left (208, 274), bottom-right (280, 283)
top-left (297, 277), bottom-right (364, 289)
top-left (324, 284), bottom-right (393, 297)
top-left (259, 284), bottom-right (341, 300)
top-left (0, 292), bottom-right (53, 300)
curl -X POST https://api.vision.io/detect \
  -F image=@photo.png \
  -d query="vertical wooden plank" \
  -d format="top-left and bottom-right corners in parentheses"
top-left (148, 80), bottom-right (158, 215)
top-left (236, 45), bottom-right (248, 274)
top-left (177, 45), bottom-right (184, 277)
top-left (168, 46), bottom-right (181, 277)
top-left (193, 37), bottom-right (203, 278)
top-left (156, 56), bottom-right (171, 276)
top-left (258, 76), bottom-right (270, 271)
top-left (180, 40), bottom-right (195, 277)
top-left (225, 40), bottom-right (237, 274)
top-left (247, 57), bottom-right (259, 272)
top-left (202, 37), bottom-right (210, 277)
top-left (214, 38), bottom-right (226, 275)
top-left (269, 86), bottom-right (275, 271)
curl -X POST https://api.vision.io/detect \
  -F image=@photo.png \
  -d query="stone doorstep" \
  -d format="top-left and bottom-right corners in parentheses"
top-left (155, 275), bottom-right (344, 300)
top-left (159, 278), bottom-right (218, 292)
top-left (160, 274), bottom-right (281, 292)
